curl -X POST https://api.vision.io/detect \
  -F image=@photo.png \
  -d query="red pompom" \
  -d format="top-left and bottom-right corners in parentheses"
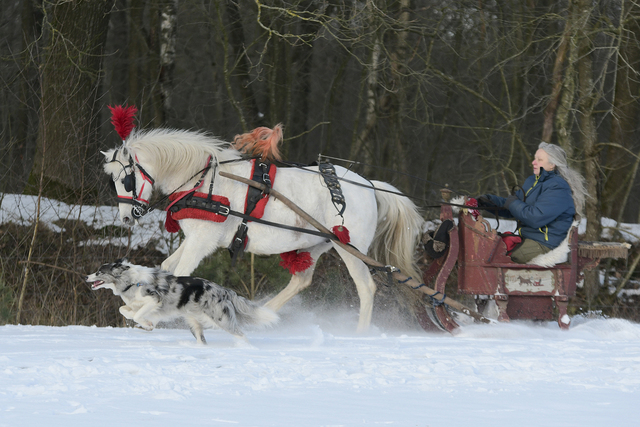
top-left (109, 104), bottom-right (138, 141)
top-left (279, 251), bottom-right (314, 274)
top-left (465, 198), bottom-right (479, 220)
top-left (165, 212), bottom-right (181, 233)
top-left (332, 225), bottom-right (350, 244)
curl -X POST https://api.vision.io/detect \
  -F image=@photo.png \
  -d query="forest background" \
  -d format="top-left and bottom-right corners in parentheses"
top-left (1, 0), bottom-right (639, 328)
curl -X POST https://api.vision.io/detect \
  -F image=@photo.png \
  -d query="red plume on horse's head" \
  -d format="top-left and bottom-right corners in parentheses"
top-left (109, 104), bottom-right (138, 141)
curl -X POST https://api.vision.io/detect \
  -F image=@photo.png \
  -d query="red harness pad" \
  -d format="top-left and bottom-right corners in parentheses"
top-left (165, 191), bottom-right (230, 233)
top-left (244, 159), bottom-right (277, 219)
top-left (168, 191), bottom-right (230, 222)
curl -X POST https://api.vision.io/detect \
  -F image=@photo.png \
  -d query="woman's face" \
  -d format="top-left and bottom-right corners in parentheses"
top-left (532, 149), bottom-right (555, 176)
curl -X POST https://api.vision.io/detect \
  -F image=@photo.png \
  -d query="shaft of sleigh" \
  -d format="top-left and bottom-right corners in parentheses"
top-left (219, 171), bottom-right (491, 327)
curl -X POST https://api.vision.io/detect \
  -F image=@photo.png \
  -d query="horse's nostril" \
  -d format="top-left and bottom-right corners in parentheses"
top-left (123, 217), bottom-right (131, 224)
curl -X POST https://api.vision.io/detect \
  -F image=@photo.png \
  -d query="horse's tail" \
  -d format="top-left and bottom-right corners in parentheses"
top-left (369, 181), bottom-right (424, 283)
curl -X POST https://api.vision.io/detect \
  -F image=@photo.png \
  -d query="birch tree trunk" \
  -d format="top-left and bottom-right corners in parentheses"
top-left (159, 0), bottom-right (177, 118)
top-left (555, 3), bottom-right (578, 157)
top-left (349, 0), bottom-right (380, 170)
top-left (574, 0), bottom-right (600, 306)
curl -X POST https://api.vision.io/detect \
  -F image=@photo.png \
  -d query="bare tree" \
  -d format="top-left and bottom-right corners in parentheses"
top-left (603, 0), bottom-right (640, 220)
top-left (32, 0), bottom-right (115, 201)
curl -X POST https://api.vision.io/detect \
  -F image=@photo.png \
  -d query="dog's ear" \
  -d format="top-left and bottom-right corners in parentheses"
top-left (114, 258), bottom-right (130, 268)
top-left (109, 259), bottom-right (130, 273)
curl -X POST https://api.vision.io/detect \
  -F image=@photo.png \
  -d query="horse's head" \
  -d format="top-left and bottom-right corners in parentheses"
top-left (102, 147), bottom-right (155, 225)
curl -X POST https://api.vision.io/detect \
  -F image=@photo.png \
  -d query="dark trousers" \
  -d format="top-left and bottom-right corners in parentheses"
top-left (510, 238), bottom-right (552, 264)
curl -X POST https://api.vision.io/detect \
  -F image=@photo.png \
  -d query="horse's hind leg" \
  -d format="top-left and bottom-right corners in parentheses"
top-left (264, 242), bottom-right (331, 312)
top-left (334, 247), bottom-right (377, 332)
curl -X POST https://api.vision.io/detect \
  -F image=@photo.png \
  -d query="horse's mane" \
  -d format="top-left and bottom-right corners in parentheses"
top-left (123, 128), bottom-right (240, 182)
top-left (231, 124), bottom-right (283, 161)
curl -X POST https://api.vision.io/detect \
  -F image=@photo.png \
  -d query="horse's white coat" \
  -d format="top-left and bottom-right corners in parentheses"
top-left (104, 128), bottom-right (424, 331)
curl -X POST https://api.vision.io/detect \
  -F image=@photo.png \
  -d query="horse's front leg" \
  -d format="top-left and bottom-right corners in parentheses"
top-left (171, 232), bottom-right (223, 277)
top-left (161, 241), bottom-right (186, 273)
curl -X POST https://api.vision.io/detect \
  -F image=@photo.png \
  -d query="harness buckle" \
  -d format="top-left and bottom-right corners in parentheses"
top-left (131, 204), bottom-right (148, 219)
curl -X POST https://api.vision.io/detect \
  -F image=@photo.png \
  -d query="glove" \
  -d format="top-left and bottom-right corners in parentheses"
top-left (476, 196), bottom-right (493, 208)
top-left (465, 198), bottom-right (479, 219)
top-left (504, 194), bottom-right (519, 209)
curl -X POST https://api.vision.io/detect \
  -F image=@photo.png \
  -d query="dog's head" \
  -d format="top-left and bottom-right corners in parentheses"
top-left (86, 258), bottom-right (133, 294)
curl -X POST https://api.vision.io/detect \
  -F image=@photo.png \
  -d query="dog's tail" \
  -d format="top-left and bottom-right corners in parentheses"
top-left (232, 295), bottom-right (279, 328)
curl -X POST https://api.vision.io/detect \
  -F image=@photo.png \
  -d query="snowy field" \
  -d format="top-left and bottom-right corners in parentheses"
top-left (2, 309), bottom-right (640, 427)
top-left (2, 195), bottom-right (640, 426)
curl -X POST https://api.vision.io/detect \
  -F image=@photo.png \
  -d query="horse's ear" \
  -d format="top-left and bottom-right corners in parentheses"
top-left (101, 149), bottom-right (114, 161)
top-left (120, 145), bottom-right (131, 158)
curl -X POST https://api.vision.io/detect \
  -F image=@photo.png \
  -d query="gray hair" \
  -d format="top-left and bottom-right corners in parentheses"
top-left (539, 142), bottom-right (588, 215)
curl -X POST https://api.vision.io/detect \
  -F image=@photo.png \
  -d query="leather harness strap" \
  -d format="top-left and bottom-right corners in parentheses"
top-left (318, 161), bottom-right (346, 217)
top-left (228, 159), bottom-right (275, 266)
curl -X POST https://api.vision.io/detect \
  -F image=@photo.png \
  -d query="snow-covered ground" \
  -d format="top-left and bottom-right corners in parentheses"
top-left (2, 194), bottom-right (640, 426)
top-left (1, 309), bottom-right (640, 426)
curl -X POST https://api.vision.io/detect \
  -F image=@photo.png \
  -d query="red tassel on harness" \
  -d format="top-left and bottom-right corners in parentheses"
top-left (165, 212), bottom-right (181, 233)
top-left (279, 251), bottom-right (314, 274)
top-left (332, 225), bottom-right (350, 244)
top-left (109, 104), bottom-right (138, 140)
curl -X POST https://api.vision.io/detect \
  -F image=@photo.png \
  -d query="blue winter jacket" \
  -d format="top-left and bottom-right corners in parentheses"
top-left (481, 168), bottom-right (575, 249)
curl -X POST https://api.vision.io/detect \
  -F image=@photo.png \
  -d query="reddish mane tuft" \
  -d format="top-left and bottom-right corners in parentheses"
top-left (232, 124), bottom-right (283, 161)
top-left (109, 105), bottom-right (138, 141)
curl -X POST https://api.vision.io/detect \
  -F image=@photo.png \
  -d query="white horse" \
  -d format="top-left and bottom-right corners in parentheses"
top-left (103, 128), bottom-right (424, 331)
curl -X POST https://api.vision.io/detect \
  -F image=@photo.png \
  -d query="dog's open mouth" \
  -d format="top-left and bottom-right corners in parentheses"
top-left (88, 280), bottom-right (104, 289)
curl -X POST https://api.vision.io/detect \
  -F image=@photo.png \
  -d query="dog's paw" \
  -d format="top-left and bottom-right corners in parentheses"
top-left (119, 306), bottom-right (136, 319)
top-left (137, 320), bottom-right (154, 331)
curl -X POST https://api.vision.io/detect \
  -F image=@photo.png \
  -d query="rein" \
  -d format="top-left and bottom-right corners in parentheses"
top-left (276, 159), bottom-right (452, 207)
top-left (110, 148), bottom-right (500, 238)
top-left (142, 156), bottom-right (254, 217)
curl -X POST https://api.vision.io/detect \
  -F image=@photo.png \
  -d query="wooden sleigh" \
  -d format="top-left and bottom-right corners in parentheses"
top-left (420, 189), bottom-right (631, 332)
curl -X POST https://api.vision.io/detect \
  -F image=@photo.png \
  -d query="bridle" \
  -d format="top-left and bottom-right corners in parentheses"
top-left (108, 148), bottom-right (155, 220)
